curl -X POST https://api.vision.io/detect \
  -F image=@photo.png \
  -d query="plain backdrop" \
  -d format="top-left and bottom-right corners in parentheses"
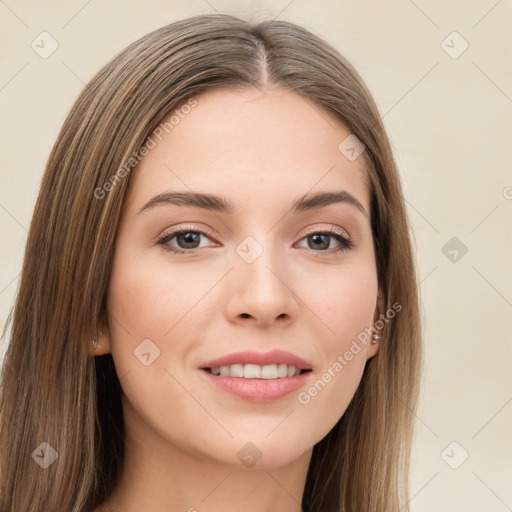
top-left (1, 1), bottom-right (511, 511)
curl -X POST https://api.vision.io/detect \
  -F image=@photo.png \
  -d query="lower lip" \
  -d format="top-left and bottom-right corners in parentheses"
top-left (200, 369), bottom-right (311, 402)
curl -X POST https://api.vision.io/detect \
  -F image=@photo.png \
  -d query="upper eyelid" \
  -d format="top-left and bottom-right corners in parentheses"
top-left (302, 225), bottom-right (350, 239)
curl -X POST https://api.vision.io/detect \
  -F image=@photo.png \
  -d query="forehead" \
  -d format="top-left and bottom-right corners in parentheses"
top-left (123, 87), bottom-right (369, 216)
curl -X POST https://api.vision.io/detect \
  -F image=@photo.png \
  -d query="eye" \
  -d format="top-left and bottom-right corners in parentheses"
top-left (296, 226), bottom-right (354, 255)
top-left (156, 225), bottom-right (216, 254)
top-left (156, 224), bottom-right (354, 255)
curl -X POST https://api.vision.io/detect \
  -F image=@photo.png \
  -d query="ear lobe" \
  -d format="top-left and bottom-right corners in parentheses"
top-left (365, 293), bottom-right (383, 358)
top-left (94, 310), bottom-right (113, 355)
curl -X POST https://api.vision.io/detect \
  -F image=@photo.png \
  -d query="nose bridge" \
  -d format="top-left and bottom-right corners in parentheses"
top-left (227, 229), bottom-right (298, 323)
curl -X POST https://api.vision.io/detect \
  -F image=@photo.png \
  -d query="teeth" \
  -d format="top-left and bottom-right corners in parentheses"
top-left (244, 364), bottom-right (261, 379)
top-left (277, 363), bottom-right (288, 378)
top-left (229, 363), bottom-right (244, 377)
top-left (209, 363), bottom-right (302, 378)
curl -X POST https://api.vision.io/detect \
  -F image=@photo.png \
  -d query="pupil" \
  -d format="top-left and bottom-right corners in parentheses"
top-left (310, 234), bottom-right (328, 250)
top-left (180, 232), bottom-right (199, 248)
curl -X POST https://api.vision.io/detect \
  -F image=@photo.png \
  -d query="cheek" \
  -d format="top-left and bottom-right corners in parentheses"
top-left (306, 263), bottom-right (377, 352)
top-left (295, 353), bottom-right (367, 448)
top-left (107, 252), bottom-right (206, 342)
top-left (292, 266), bottom-right (377, 436)
top-left (105, 250), bottom-right (219, 389)
top-left (105, 256), bottom-right (217, 453)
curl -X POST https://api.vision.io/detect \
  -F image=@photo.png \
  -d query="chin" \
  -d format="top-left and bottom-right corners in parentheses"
top-left (198, 432), bottom-right (314, 470)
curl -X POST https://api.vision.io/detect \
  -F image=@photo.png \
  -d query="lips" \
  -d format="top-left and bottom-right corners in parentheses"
top-left (201, 369), bottom-right (311, 402)
top-left (199, 349), bottom-right (313, 402)
top-left (200, 349), bottom-right (312, 370)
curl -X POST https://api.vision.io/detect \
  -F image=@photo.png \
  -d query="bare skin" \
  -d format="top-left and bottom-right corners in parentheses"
top-left (93, 86), bottom-right (381, 512)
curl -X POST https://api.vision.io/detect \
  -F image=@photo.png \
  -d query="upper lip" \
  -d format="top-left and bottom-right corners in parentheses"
top-left (200, 350), bottom-right (312, 370)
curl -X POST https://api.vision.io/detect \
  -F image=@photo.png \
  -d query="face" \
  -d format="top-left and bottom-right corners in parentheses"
top-left (100, 86), bottom-right (381, 469)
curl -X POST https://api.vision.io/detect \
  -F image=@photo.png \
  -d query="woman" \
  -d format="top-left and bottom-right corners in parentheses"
top-left (0, 13), bottom-right (422, 512)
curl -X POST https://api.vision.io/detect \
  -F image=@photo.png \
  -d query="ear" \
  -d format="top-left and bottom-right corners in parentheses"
top-left (91, 309), bottom-right (113, 356)
top-left (366, 289), bottom-right (384, 359)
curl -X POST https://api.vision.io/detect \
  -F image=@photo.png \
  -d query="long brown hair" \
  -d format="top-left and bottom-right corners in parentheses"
top-left (0, 13), bottom-right (422, 511)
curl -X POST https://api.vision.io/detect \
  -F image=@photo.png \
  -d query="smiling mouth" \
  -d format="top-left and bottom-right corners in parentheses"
top-left (203, 363), bottom-right (312, 379)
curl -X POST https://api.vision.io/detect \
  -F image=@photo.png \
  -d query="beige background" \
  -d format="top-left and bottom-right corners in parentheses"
top-left (1, 1), bottom-right (511, 510)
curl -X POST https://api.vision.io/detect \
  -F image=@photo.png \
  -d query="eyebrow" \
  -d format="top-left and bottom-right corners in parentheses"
top-left (137, 189), bottom-right (367, 217)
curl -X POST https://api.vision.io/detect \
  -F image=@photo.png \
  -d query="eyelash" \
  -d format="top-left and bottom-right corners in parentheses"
top-left (156, 224), bottom-right (354, 256)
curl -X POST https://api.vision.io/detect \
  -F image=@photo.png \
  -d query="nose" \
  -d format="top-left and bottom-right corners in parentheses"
top-left (225, 243), bottom-right (300, 327)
